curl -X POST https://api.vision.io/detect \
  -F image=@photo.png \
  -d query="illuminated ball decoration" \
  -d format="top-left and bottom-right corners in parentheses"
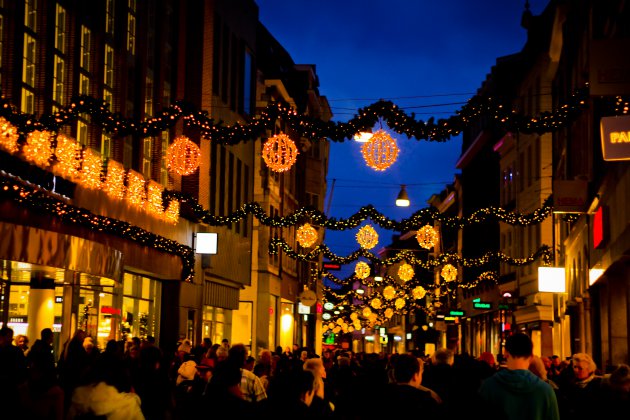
top-left (262, 133), bottom-right (299, 172)
top-left (384, 308), bottom-right (394, 319)
top-left (333, 326), bottom-right (341, 334)
top-left (416, 225), bottom-right (439, 249)
top-left (166, 135), bottom-right (201, 176)
top-left (360, 129), bottom-right (399, 171)
top-left (23, 130), bottom-right (53, 168)
top-left (353, 320), bottom-right (362, 329)
top-left (328, 322), bottom-right (335, 330)
top-left (395, 297), bottom-right (406, 310)
top-left (356, 225), bottom-right (379, 249)
top-left (397, 263), bottom-right (414, 282)
top-left (383, 285), bottom-right (396, 300)
top-left (412, 286), bottom-right (427, 300)
top-left (349, 312), bottom-right (359, 321)
top-left (368, 313), bottom-right (379, 324)
top-left (348, 326), bottom-right (355, 333)
top-left (296, 223), bottom-right (318, 248)
top-left (0, 117), bottom-right (19, 154)
top-left (362, 307), bottom-right (372, 318)
top-left (441, 264), bottom-right (458, 282)
top-left (355, 261), bottom-right (371, 279)
top-left (370, 298), bottom-right (382, 309)
top-left (337, 318), bottom-right (344, 325)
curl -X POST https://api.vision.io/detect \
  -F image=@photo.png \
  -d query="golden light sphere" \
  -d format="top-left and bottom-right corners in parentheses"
top-left (360, 129), bottom-right (399, 171)
top-left (0, 117), bottom-right (20, 154)
top-left (356, 224), bottom-right (379, 249)
top-left (416, 225), bottom-right (439, 249)
top-left (296, 223), bottom-right (318, 247)
top-left (328, 322), bottom-right (335, 329)
top-left (368, 313), bottom-right (379, 324)
top-left (348, 325), bottom-right (355, 333)
top-left (353, 319), bottom-right (362, 329)
top-left (355, 261), bottom-right (371, 279)
top-left (370, 298), bottom-right (382, 309)
top-left (349, 312), bottom-right (359, 321)
top-left (362, 307), bottom-right (372, 318)
top-left (395, 297), bottom-right (406, 310)
top-left (412, 286), bottom-right (427, 300)
top-left (384, 308), bottom-right (394, 319)
top-left (262, 133), bottom-right (299, 172)
top-left (166, 135), bottom-right (201, 176)
top-left (383, 285), bottom-right (396, 300)
top-left (398, 263), bottom-right (414, 281)
top-left (337, 318), bottom-right (344, 325)
top-left (441, 263), bottom-right (458, 282)
top-left (333, 326), bottom-right (341, 334)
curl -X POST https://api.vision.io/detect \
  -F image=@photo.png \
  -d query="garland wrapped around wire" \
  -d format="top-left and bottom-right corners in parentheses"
top-left (0, 176), bottom-right (195, 282)
top-left (0, 85), bottom-right (590, 144)
top-left (171, 193), bottom-right (554, 230)
top-left (269, 237), bottom-right (553, 267)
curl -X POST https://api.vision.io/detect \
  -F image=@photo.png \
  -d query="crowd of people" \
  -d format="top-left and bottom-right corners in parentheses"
top-left (1, 325), bottom-right (629, 419)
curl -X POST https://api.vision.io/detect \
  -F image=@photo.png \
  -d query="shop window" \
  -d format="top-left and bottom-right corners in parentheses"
top-left (232, 301), bottom-right (252, 348)
top-left (202, 306), bottom-right (227, 346)
top-left (122, 273), bottom-right (161, 343)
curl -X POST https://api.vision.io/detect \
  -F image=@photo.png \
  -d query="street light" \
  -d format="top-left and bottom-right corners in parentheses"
top-left (395, 185), bottom-right (410, 207)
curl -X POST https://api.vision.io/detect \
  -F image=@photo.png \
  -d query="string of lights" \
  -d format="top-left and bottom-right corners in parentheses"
top-left (0, 84), bottom-right (591, 145)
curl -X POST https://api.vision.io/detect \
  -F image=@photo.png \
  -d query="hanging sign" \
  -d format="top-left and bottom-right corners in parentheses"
top-left (600, 115), bottom-right (630, 161)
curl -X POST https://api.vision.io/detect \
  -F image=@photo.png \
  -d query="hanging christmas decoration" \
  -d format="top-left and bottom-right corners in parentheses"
top-left (383, 285), bottom-right (397, 300)
top-left (350, 312), bottom-right (359, 321)
top-left (328, 322), bottom-right (335, 330)
top-left (355, 261), bottom-right (371, 279)
top-left (336, 318), bottom-right (344, 325)
top-left (54, 134), bottom-right (82, 180)
top-left (166, 135), bottom-right (201, 176)
top-left (296, 223), bottom-right (318, 248)
top-left (412, 286), bottom-right (427, 300)
top-left (368, 313), bottom-right (379, 324)
top-left (23, 130), bottom-right (53, 168)
top-left (395, 297), bottom-right (406, 310)
top-left (361, 129), bottom-right (399, 171)
top-left (0, 117), bottom-right (19, 154)
top-left (262, 133), bottom-right (298, 172)
top-left (356, 224), bottom-right (379, 249)
top-left (384, 308), bottom-right (394, 319)
top-left (398, 263), bottom-right (414, 281)
top-left (416, 225), bottom-right (439, 249)
top-left (370, 297), bottom-right (382, 309)
top-left (441, 263), bottom-right (458, 282)
top-left (362, 307), bottom-right (372, 318)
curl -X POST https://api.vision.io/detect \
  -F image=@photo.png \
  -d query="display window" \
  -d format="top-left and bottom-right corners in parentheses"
top-left (121, 273), bottom-right (161, 343)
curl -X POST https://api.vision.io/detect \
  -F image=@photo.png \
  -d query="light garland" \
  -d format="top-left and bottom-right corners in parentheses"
top-left (262, 133), bottom-right (298, 172)
top-left (0, 117), bottom-right (19, 153)
top-left (103, 160), bottom-right (126, 200)
top-left (356, 224), bottom-right (379, 249)
top-left (23, 130), bottom-right (53, 168)
top-left (441, 263), bottom-right (458, 282)
top-left (166, 135), bottom-right (201, 176)
top-left (80, 148), bottom-right (103, 190)
top-left (296, 223), bottom-right (318, 248)
top-left (147, 181), bottom-right (165, 215)
top-left (398, 263), bottom-right (414, 281)
top-left (360, 129), bottom-right (399, 171)
top-left (355, 261), bottom-right (371, 279)
top-left (54, 134), bottom-right (82, 180)
top-left (126, 170), bottom-right (146, 207)
top-left (416, 225), bottom-right (438, 249)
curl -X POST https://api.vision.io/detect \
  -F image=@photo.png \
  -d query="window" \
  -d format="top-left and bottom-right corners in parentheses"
top-left (80, 26), bottom-right (91, 72)
top-left (53, 55), bottom-right (65, 105)
top-left (101, 133), bottom-right (112, 160)
top-left (77, 119), bottom-right (88, 146)
top-left (127, 0), bottom-right (136, 55)
top-left (105, 0), bottom-right (115, 36)
top-left (160, 131), bottom-right (170, 187)
top-left (104, 45), bottom-right (114, 87)
top-left (24, 0), bottom-right (37, 32)
top-left (122, 273), bottom-right (161, 342)
top-left (21, 89), bottom-right (34, 114)
top-left (23, 34), bottom-right (36, 87)
top-left (242, 50), bottom-right (252, 115)
top-left (145, 73), bottom-right (154, 117)
top-left (55, 5), bottom-right (66, 53)
top-left (79, 74), bottom-right (90, 96)
top-left (142, 137), bottom-right (152, 179)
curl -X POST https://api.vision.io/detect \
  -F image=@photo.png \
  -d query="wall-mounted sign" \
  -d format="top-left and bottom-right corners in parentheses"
top-left (449, 310), bottom-right (465, 317)
top-left (323, 262), bottom-right (342, 270)
top-left (600, 115), bottom-right (630, 161)
top-left (553, 180), bottom-right (588, 213)
top-left (593, 206), bottom-right (609, 249)
top-left (473, 302), bottom-right (492, 310)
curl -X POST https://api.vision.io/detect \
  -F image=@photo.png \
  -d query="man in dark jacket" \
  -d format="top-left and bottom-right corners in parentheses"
top-left (479, 333), bottom-right (560, 420)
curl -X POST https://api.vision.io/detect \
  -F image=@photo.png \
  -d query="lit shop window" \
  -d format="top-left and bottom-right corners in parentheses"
top-left (122, 273), bottom-right (161, 342)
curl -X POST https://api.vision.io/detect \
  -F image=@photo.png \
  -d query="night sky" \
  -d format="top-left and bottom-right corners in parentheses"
top-left (257, 0), bottom-right (550, 269)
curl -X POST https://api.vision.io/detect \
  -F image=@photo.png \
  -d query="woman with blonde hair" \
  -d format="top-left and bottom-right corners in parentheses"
top-left (303, 357), bottom-right (334, 418)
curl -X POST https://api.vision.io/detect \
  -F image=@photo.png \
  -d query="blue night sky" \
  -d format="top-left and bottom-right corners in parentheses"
top-left (257, 0), bottom-right (550, 265)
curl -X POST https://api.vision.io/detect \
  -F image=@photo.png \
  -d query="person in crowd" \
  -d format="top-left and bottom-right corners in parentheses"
top-left (557, 352), bottom-right (606, 420)
top-left (601, 363), bottom-right (630, 416)
top-left (478, 351), bottom-right (498, 379)
top-left (227, 343), bottom-right (267, 404)
top-left (0, 326), bottom-right (28, 413)
top-left (66, 377), bottom-right (144, 420)
top-left (253, 349), bottom-right (273, 391)
top-left (529, 355), bottom-right (559, 390)
top-left (28, 328), bottom-right (56, 376)
top-left (221, 338), bottom-right (230, 350)
top-left (133, 344), bottom-right (174, 420)
top-left (548, 355), bottom-right (564, 383)
top-left (244, 355), bottom-right (256, 371)
top-left (57, 329), bottom-right (89, 412)
top-left (201, 358), bottom-right (254, 417)
top-left (15, 334), bottom-right (30, 354)
top-left (479, 332), bottom-right (560, 420)
top-left (261, 368), bottom-right (318, 419)
top-left (374, 352), bottom-right (440, 417)
top-left (303, 357), bottom-right (335, 418)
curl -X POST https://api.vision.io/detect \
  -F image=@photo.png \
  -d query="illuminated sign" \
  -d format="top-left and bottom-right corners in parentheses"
top-left (449, 310), bottom-right (465, 316)
top-left (472, 297), bottom-right (481, 302)
top-left (553, 180), bottom-right (588, 213)
top-left (55, 296), bottom-right (64, 303)
top-left (593, 206), bottom-right (608, 249)
top-left (323, 302), bottom-right (335, 311)
top-left (473, 302), bottom-right (492, 310)
top-left (322, 313), bottom-right (331, 320)
top-left (101, 306), bottom-right (122, 315)
top-left (323, 262), bottom-right (342, 270)
top-left (600, 115), bottom-right (630, 161)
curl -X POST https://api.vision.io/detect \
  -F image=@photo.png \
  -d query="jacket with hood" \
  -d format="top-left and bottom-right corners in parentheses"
top-left (67, 381), bottom-right (145, 420)
top-left (478, 368), bottom-right (560, 420)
